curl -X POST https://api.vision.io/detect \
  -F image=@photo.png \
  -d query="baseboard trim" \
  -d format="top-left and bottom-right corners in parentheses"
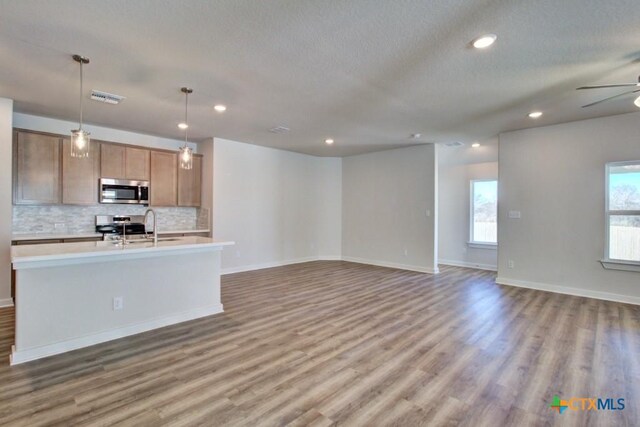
top-left (439, 259), bottom-right (497, 272)
top-left (342, 256), bottom-right (438, 274)
top-left (222, 256), bottom-right (438, 275)
top-left (495, 277), bottom-right (640, 306)
top-left (0, 298), bottom-right (14, 308)
top-left (10, 303), bottom-right (224, 365)
top-left (221, 257), bottom-right (330, 275)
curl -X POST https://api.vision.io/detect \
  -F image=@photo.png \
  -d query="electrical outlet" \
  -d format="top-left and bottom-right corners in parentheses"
top-left (235, 250), bottom-right (241, 258)
top-left (508, 260), bottom-right (515, 269)
top-left (113, 296), bottom-right (123, 311)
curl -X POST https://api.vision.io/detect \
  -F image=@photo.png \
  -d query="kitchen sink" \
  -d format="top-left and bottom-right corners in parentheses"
top-left (111, 237), bottom-right (184, 245)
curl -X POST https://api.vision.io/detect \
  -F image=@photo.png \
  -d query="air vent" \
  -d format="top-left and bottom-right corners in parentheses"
top-left (269, 126), bottom-right (290, 134)
top-left (90, 90), bottom-right (125, 105)
top-left (444, 141), bottom-right (465, 147)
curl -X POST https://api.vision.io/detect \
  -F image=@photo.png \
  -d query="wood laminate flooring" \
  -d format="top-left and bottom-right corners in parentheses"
top-left (0, 261), bottom-right (638, 426)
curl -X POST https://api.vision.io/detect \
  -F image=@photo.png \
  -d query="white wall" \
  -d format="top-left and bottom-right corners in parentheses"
top-left (212, 138), bottom-right (342, 273)
top-left (498, 111), bottom-right (640, 305)
top-left (342, 145), bottom-right (438, 273)
top-left (0, 99), bottom-right (13, 306)
top-left (13, 113), bottom-right (197, 153)
top-left (438, 139), bottom-right (499, 270)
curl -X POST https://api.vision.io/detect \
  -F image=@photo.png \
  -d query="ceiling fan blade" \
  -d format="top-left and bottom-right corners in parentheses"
top-left (582, 89), bottom-right (640, 108)
top-left (577, 84), bottom-right (640, 90)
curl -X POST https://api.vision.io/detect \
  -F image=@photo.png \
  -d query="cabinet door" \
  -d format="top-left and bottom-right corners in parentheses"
top-left (178, 155), bottom-right (202, 207)
top-left (62, 139), bottom-right (100, 204)
top-left (100, 143), bottom-right (126, 179)
top-left (14, 131), bottom-right (61, 204)
top-left (150, 151), bottom-right (177, 206)
top-left (125, 147), bottom-right (150, 180)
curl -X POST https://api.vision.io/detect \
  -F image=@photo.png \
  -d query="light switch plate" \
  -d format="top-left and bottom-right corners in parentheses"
top-left (508, 210), bottom-right (522, 219)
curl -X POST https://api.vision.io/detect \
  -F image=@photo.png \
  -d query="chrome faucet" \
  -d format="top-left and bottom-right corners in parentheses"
top-left (144, 208), bottom-right (158, 244)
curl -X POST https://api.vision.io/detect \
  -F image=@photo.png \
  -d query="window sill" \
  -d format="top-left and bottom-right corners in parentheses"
top-left (600, 259), bottom-right (640, 273)
top-left (467, 242), bottom-right (498, 250)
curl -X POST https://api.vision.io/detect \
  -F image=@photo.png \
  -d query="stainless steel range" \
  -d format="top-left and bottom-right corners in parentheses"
top-left (95, 215), bottom-right (149, 242)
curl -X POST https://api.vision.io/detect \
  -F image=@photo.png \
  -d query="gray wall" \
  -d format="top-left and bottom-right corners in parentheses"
top-left (0, 99), bottom-right (13, 306)
top-left (212, 138), bottom-right (342, 273)
top-left (498, 111), bottom-right (640, 304)
top-left (342, 144), bottom-right (438, 273)
top-left (438, 139), bottom-right (499, 270)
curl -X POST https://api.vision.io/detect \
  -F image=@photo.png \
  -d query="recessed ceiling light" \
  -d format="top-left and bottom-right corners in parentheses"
top-left (471, 142), bottom-right (481, 148)
top-left (325, 138), bottom-right (334, 145)
top-left (528, 111), bottom-right (543, 119)
top-left (178, 122), bottom-right (188, 129)
top-left (214, 104), bottom-right (227, 113)
top-left (634, 96), bottom-right (640, 108)
top-left (472, 34), bottom-right (497, 49)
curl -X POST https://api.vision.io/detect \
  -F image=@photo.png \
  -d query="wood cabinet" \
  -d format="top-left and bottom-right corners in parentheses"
top-left (100, 143), bottom-right (125, 179)
top-left (100, 144), bottom-right (150, 180)
top-left (178, 155), bottom-right (202, 207)
top-left (13, 130), bottom-right (61, 205)
top-left (13, 130), bottom-right (203, 208)
top-left (125, 147), bottom-right (150, 180)
top-left (62, 139), bottom-right (100, 204)
top-left (150, 151), bottom-right (178, 206)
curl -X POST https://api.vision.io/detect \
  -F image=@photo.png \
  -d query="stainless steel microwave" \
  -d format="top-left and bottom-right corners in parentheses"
top-left (100, 178), bottom-right (149, 204)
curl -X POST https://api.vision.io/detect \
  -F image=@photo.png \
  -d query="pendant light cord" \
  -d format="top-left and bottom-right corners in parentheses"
top-left (184, 90), bottom-right (189, 147)
top-left (79, 60), bottom-right (83, 131)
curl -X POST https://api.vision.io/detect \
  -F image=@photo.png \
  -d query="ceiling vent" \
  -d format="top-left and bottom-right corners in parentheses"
top-left (269, 126), bottom-right (290, 134)
top-left (90, 90), bottom-right (125, 105)
top-left (444, 141), bottom-right (465, 147)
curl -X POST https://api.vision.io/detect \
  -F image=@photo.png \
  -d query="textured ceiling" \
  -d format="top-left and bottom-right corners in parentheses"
top-left (1, 0), bottom-right (639, 156)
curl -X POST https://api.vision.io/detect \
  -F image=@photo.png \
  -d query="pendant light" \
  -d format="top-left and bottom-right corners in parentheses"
top-left (179, 87), bottom-right (193, 170)
top-left (70, 54), bottom-right (91, 158)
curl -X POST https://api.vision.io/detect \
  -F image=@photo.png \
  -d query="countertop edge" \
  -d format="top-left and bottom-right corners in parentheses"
top-left (12, 229), bottom-right (211, 241)
top-left (12, 239), bottom-right (234, 269)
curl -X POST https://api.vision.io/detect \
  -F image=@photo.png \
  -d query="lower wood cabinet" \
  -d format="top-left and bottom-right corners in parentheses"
top-left (150, 151), bottom-right (178, 206)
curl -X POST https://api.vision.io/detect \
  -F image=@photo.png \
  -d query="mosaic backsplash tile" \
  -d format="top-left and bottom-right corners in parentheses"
top-left (13, 205), bottom-right (202, 234)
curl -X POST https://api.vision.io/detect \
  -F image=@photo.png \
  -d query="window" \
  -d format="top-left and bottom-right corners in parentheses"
top-left (470, 180), bottom-right (498, 246)
top-left (605, 161), bottom-right (640, 266)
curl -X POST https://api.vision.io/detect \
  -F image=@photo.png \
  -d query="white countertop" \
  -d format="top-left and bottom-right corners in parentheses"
top-left (11, 229), bottom-right (211, 241)
top-left (12, 236), bottom-right (233, 269)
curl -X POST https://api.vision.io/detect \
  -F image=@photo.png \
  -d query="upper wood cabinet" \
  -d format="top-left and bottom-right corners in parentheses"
top-left (125, 147), bottom-right (150, 180)
top-left (178, 155), bottom-right (202, 207)
top-left (13, 130), bottom-right (202, 207)
top-left (62, 139), bottom-right (101, 205)
top-left (150, 151), bottom-right (178, 206)
top-left (13, 131), bottom-right (61, 205)
top-left (100, 143), bottom-right (150, 180)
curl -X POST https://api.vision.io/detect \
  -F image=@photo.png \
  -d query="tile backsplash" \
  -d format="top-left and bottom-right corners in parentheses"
top-left (13, 205), bottom-right (204, 234)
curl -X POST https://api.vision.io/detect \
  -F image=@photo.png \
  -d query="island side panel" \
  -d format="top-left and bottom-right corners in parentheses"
top-left (13, 249), bottom-right (222, 363)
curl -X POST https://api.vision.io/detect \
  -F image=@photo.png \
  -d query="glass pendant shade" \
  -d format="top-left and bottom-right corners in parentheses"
top-left (179, 145), bottom-right (193, 170)
top-left (179, 87), bottom-right (194, 170)
top-left (635, 95), bottom-right (640, 108)
top-left (70, 129), bottom-right (91, 158)
top-left (71, 54), bottom-right (90, 159)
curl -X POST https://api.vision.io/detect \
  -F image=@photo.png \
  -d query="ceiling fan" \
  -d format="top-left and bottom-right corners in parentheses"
top-left (576, 75), bottom-right (640, 108)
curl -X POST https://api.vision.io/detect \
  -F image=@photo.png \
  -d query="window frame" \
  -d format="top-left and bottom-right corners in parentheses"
top-left (468, 179), bottom-right (498, 249)
top-left (602, 160), bottom-right (640, 272)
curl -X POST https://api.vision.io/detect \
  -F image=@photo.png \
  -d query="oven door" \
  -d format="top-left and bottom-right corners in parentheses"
top-left (100, 179), bottom-right (149, 204)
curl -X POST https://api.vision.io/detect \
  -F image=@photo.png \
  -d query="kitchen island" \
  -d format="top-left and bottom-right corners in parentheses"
top-left (10, 237), bottom-right (234, 365)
